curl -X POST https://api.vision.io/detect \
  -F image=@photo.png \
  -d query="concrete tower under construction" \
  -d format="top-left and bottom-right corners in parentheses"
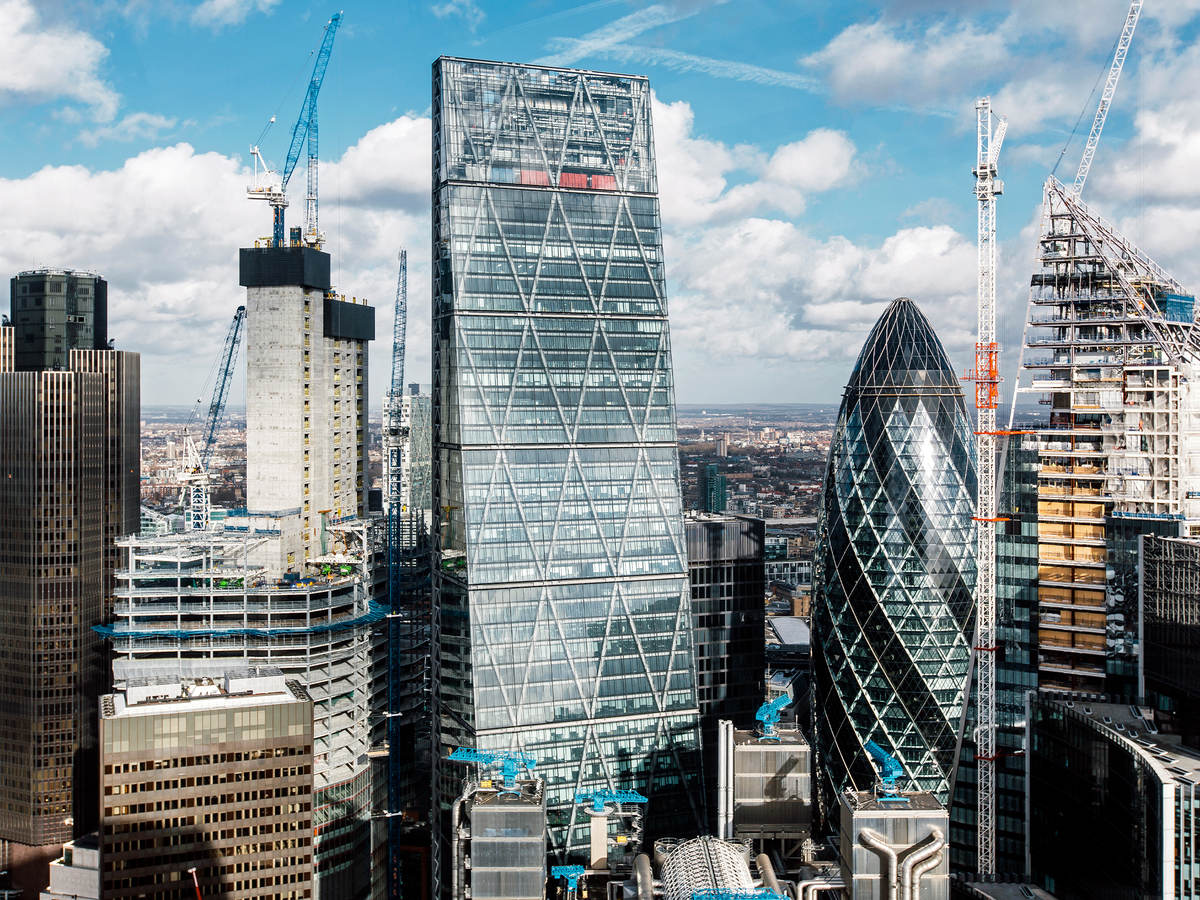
top-left (106, 241), bottom-right (386, 899)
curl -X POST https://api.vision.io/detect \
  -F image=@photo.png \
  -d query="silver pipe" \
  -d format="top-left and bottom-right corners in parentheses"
top-left (795, 875), bottom-right (844, 900)
top-left (899, 829), bottom-right (945, 900)
top-left (908, 850), bottom-right (943, 900)
top-left (450, 782), bottom-right (472, 900)
top-left (635, 853), bottom-right (655, 900)
top-left (755, 853), bottom-right (782, 896)
top-left (859, 828), bottom-right (899, 900)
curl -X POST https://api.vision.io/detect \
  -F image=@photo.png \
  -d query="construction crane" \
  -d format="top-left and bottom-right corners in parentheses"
top-left (447, 747), bottom-right (537, 792)
top-left (574, 788), bottom-right (647, 813)
top-left (181, 306), bottom-right (246, 531)
top-left (864, 740), bottom-right (906, 800)
top-left (551, 865), bottom-right (586, 900)
top-left (247, 11), bottom-right (343, 248)
top-left (970, 96), bottom-right (1006, 876)
top-left (754, 694), bottom-right (791, 742)
top-left (1073, 0), bottom-right (1142, 199)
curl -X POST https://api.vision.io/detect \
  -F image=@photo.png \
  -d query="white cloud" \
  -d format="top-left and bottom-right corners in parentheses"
top-left (77, 112), bottom-right (178, 147)
top-left (0, 0), bottom-right (117, 120)
top-left (595, 44), bottom-right (819, 91)
top-left (190, 0), bottom-right (280, 28)
top-left (431, 0), bottom-right (485, 32)
top-left (539, 2), bottom-right (722, 67)
top-left (653, 97), bottom-right (859, 226)
top-left (0, 118), bottom-right (434, 406)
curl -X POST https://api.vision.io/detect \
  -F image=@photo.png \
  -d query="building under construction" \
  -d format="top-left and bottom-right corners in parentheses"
top-left (1017, 177), bottom-right (1200, 694)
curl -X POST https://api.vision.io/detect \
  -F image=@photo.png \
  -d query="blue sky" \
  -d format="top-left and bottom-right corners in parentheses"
top-left (4, 0), bottom-right (1200, 408)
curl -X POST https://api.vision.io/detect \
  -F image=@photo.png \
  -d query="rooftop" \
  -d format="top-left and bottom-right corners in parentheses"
top-left (101, 669), bottom-right (308, 718)
top-left (769, 616), bottom-right (811, 647)
top-left (1043, 694), bottom-right (1200, 785)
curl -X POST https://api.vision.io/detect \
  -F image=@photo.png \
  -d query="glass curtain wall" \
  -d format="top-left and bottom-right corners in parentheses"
top-left (431, 57), bottom-right (703, 858)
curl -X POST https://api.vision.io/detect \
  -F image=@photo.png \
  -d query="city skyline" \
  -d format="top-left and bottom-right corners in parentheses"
top-left (3, 2), bottom-right (1199, 407)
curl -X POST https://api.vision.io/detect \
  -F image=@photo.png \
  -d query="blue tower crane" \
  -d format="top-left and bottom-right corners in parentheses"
top-left (182, 305), bottom-right (246, 531)
top-left (551, 865), bottom-right (586, 898)
top-left (573, 788), bottom-right (647, 813)
top-left (447, 747), bottom-right (536, 792)
top-left (755, 694), bottom-right (791, 742)
top-left (864, 739), bottom-right (907, 800)
top-left (247, 11), bottom-right (342, 247)
top-left (200, 306), bottom-right (245, 470)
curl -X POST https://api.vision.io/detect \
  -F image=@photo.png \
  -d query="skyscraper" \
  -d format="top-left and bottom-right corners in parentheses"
top-left (1016, 177), bottom-right (1200, 695)
top-left (698, 464), bottom-right (727, 513)
top-left (431, 57), bottom-right (703, 856)
top-left (106, 242), bottom-right (384, 899)
top-left (0, 272), bottom-right (140, 893)
top-left (812, 297), bottom-right (976, 820)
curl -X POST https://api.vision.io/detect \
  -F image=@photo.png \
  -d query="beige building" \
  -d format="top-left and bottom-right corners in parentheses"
top-left (99, 670), bottom-right (314, 899)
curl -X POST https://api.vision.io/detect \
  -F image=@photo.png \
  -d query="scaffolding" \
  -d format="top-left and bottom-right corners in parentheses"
top-left (104, 523), bottom-right (383, 794)
top-left (1013, 177), bottom-right (1200, 692)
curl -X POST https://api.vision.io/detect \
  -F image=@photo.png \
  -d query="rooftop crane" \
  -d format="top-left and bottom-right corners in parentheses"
top-left (754, 694), bottom-right (791, 742)
top-left (181, 306), bottom-right (246, 531)
top-left (247, 11), bottom-right (342, 248)
top-left (971, 96), bottom-right (1006, 876)
top-left (551, 866), bottom-right (586, 900)
top-left (447, 747), bottom-right (537, 792)
top-left (574, 788), bottom-right (647, 813)
top-left (864, 739), bottom-right (906, 800)
top-left (1073, 0), bottom-right (1142, 199)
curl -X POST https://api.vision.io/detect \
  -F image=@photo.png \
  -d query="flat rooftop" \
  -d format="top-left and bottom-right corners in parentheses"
top-left (842, 789), bottom-right (945, 813)
top-left (102, 670), bottom-right (307, 719)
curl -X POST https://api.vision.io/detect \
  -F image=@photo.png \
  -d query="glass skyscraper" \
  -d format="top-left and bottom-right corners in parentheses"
top-left (431, 57), bottom-right (702, 857)
top-left (812, 297), bottom-right (977, 820)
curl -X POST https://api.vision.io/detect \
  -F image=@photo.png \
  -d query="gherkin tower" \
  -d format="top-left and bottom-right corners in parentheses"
top-left (812, 296), bottom-right (977, 817)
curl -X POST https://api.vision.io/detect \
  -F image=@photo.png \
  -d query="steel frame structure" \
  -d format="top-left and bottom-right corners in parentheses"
top-left (971, 96), bottom-right (1006, 876)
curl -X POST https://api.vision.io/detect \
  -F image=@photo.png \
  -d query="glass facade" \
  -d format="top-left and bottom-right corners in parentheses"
top-left (431, 58), bottom-right (702, 857)
top-left (812, 297), bottom-right (977, 820)
top-left (950, 435), bottom-right (1039, 874)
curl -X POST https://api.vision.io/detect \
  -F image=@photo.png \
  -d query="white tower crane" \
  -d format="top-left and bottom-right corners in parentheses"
top-left (972, 96), bottom-right (1006, 877)
top-left (1073, 0), bottom-right (1142, 199)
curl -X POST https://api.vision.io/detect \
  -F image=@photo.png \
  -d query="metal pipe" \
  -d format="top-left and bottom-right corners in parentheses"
top-left (859, 828), bottom-right (899, 900)
top-left (795, 874), bottom-right (844, 900)
top-left (450, 783), bottom-right (472, 900)
top-left (635, 853), bottom-right (655, 900)
top-left (899, 829), bottom-right (945, 900)
top-left (755, 853), bottom-right (782, 896)
top-left (908, 849), bottom-right (943, 900)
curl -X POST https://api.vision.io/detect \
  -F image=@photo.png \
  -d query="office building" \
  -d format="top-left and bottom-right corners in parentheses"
top-left (98, 671), bottom-right (314, 899)
top-left (949, 435), bottom-right (1039, 875)
top-left (1140, 534), bottom-right (1200, 747)
top-left (685, 513), bottom-right (765, 808)
top-left (431, 57), bottom-right (703, 856)
top-left (1028, 694), bottom-right (1199, 898)
top-left (8, 270), bottom-right (107, 371)
top-left (812, 297), bottom-right (977, 820)
top-left (699, 464), bottom-right (727, 513)
top-left (105, 242), bottom-right (384, 898)
top-left (1017, 177), bottom-right (1200, 694)
top-left (0, 272), bottom-right (140, 893)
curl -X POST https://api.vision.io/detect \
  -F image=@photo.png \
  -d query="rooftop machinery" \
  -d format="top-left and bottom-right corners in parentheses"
top-left (755, 694), bottom-right (791, 742)
top-left (970, 96), bottom-right (1006, 877)
top-left (247, 11), bottom-right (342, 248)
top-left (180, 305), bottom-right (246, 531)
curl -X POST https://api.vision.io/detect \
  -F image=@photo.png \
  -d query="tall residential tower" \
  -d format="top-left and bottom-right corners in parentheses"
top-left (431, 57), bottom-right (703, 857)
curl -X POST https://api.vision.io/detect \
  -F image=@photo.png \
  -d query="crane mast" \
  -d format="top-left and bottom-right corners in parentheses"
top-left (972, 96), bottom-right (1005, 877)
top-left (183, 306), bottom-right (246, 531)
top-left (1073, 0), bottom-right (1142, 198)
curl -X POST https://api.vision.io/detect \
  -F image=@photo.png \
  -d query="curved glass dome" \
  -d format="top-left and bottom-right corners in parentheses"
top-left (813, 296), bottom-right (977, 812)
